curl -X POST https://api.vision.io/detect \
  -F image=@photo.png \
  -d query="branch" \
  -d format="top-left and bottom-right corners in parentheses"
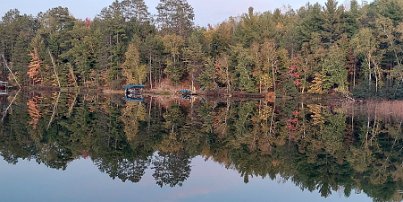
top-left (47, 49), bottom-right (61, 88)
top-left (1, 54), bottom-right (21, 89)
top-left (47, 91), bottom-right (61, 130)
top-left (1, 89), bottom-right (20, 122)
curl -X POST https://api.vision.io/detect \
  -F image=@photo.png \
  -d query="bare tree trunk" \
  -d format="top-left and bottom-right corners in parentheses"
top-left (148, 96), bottom-right (153, 131)
top-left (47, 91), bottom-right (61, 130)
top-left (375, 71), bottom-right (378, 93)
top-left (172, 55), bottom-right (175, 84)
top-left (301, 102), bottom-right (306, 139)
top-left (68, 63), bottom-right (78, 87)
top-left (159, 62), bottom-right (162, 87)
top-left (259, 79), bottom-right (262, 94)
top-left (272, 62), bottom-right (277, 92)
top-left (372, 59), bottom-right (381, 93)
top-left (116, 61), bottom-right (119, 80)
top-left (302, 61), bottom-right (308, 94)
top-left (269, 102), bottom-right (276, 135)
top-left (190, 94), bottom-right (194, 121)
top-left (1, 54), bottom-right (21, 88)
top-left (365, 112), bottom-right (370, 148)
top-left (368, 53), bottom-right (371, 89)
top-left (149, 53), bottom-right (153, 89)
top-left (68, 92), bottom-right (78, 117)
top-left (191, 71), bottom-right (194, 93)
top-left (258, 99), bottom-right (262, 114)
top-left (351, 103), bottom-right (354, 139)
top-left (225, 57), bottom-right (230, 95)
top-left (1, 89), bottom-right (20, 122)
top-left (353, 63), bottom-right (356, 88)
top-left (375, 63), bottom-right (380, 93)
top-left (224, 98), bottom-right (230, 134)
top-left (48, 49), bottom-right (61, 88)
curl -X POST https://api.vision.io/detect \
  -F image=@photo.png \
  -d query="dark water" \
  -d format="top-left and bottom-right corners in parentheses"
top-left (0, 92), bottom-right (401, 202)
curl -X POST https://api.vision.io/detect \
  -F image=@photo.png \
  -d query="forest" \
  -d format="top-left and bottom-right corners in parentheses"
top-left (0, 92), bottom-right (401, 201)
top-left (0, 0), bottom-right (402, 98)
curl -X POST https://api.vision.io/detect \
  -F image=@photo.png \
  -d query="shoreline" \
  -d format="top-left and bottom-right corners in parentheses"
top-left (2, 86), bottom-right (379, 103)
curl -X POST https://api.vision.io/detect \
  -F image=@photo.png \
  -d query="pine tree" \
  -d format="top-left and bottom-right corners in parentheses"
top-left (321, 0), bottom-right (343, 47)
top-left (162, 34), bottom-right (184, 84)
top-left (233, 44), bottom-right (255, 93)
top-left (198, 57), bottom-right (216, 90)
top-left (340, 0), bottom-right (360, 38)
top-left (183, 32), bottom-right (204, 92)
top-left (121, 0), bottom-right (150, 22)
top-left (297, 3), bottom-right (324, 44)
top-left (156, 0), bottom-right (194, 36)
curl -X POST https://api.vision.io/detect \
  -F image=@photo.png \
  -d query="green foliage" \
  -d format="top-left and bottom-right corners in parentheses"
top-left (320, 44), bottom-right (348, 92)
top-left (121, 0), bottom-right (150, 22)
top-left (0, 0), bottom-right (402, 96)
top-left (162, 34), bottom-right (185, 84)
top-left (232, 44), bottom-right (256, 93)
top-left (122, 42), bottom-right (147, 84)
top-left (197, 57), bottom-right (216, 90)
top-left (156, 0), bottom-right (194, 36)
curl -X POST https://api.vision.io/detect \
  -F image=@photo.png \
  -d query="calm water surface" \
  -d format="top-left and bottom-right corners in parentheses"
top-left (0, 157), bottom-right (371, 202)
top-left (0, 92), bottom-right (401, 202)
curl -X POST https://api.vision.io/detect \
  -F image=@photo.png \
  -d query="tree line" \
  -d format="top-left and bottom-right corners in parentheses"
top-left (0, 0), bottom-right (403, 97)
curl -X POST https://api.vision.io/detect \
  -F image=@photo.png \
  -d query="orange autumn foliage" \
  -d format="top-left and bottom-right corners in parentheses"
top-left (27, 95), bottom-right (42, 129)
top-left (265, 91), bottom-right (276, 103)
top-left (27, 48), bottom-right (42, 84)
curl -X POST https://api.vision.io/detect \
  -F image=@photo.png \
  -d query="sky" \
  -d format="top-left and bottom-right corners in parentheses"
top-left (0, 0), bottom-right (369, 26)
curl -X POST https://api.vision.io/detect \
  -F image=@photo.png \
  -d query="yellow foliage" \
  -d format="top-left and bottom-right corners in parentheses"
top-left (307, 104), bottom-right (324, 125)
top-left (259, 105), bottom-right (273, 121)
top-left (308, 73), bottom-right (324, 94)
top-left (261, 74), bottom-right (273, 89)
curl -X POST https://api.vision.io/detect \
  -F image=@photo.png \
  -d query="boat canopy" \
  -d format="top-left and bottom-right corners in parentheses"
top-left (179, 89), bottom-right (191, 94)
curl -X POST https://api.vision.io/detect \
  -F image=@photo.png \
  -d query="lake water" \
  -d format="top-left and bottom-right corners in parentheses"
top-left (0, 92), bottom-right (401, 202)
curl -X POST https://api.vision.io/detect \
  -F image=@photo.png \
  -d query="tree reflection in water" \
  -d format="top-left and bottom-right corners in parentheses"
top-left (0, 92), bottom-right (401, 201)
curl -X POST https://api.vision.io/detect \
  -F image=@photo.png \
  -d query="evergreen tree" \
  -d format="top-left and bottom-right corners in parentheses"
top-left (121, 0), bottom-right (150, 23)
top-left (320, 43), bottom-right (348, 92)
top-left (156, 0), bottom-right (194, 36)
top-left (122, 42), bottom-right (147, 84)
top-left (321, 0), bottom-right (343, 46)
top-left (162, 34), bottom-right (184, 84)
top-left (183, 32), bottom-right (205, 92)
